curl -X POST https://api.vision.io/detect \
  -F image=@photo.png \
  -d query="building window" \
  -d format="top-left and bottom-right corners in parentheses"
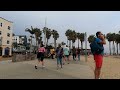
top-left (7, 33), bottom-right (10, 37)
top-left (7, 40), bottom-right (10, 44)
top-left (0, 31), bottom-right (1, 35)
top-left (8, 26), bottom-right (10, 30)
top-left (0, 23), bottom-right (2, 27)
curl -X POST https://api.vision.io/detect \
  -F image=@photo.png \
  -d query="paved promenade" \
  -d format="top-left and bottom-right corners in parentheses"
top-left (0, 57), bottom-right (94, 79)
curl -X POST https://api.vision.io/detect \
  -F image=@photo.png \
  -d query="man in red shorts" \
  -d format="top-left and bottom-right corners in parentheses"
top-left (94, 31), bottom-right (106, 79)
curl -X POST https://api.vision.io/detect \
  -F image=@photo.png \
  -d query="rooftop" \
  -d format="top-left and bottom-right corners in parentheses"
top-left (0, 17), bottom-right (13, 23)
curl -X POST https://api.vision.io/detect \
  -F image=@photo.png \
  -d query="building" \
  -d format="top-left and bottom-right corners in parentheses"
top-left (12, 35), bottom-right (27, 50)
top-left (12, 35), bottom-right (27, 45)
top-left (0, 17), bottom-right (13, 56)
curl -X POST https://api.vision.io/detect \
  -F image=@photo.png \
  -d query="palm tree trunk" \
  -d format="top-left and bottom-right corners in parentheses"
top-left (117, 43), bottom-right (118, 55)
top-left (109, 42), bottom-right (111, 55)
top-left (72, 41), bottom-right (73, 48)
top-left (113, 41), bottom-right (115, 55)
top-left (47, 39), bottom-right (48, 46)
top-left (78, 39), bottom-right (79, 48)
top-left (69, 40), bottom-right (70, 50)
top-left (54, 39), bottom-right (56, 49)
top-left (81, 41), bottom-right (83, 49)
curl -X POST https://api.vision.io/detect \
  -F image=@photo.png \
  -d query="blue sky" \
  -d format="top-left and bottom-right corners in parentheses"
top-left (0, 11), bottom-right (120, 53)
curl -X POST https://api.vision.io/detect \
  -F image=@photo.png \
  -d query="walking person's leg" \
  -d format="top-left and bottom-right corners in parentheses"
top-left (60, 58), bottom-right (62, 68)
top-left (73, 54), bottom-right (74, 60)
top-left (57, 57), bottom-right (59, 69)
top-left (78, 54), bottom-right (80, 61)
top-left (63, 56), bottom-right (65, 64)
top-left (35, 59), bottom-right (41, 69)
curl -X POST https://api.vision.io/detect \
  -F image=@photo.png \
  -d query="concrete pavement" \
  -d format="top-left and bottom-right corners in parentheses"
top-left (0, 58), bottom-right (94, 79)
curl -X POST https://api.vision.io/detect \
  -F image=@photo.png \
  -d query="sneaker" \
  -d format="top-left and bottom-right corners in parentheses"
top-left (35, 65), bottom-right (37, 69)
top-left (98, 78), bottom-right (101, 79)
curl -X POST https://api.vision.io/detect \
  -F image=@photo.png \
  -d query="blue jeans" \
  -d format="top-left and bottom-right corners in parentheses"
top-left (57, 57), bottom-right (62, 66)
top-left (78, 54), bottom-right (80, 61)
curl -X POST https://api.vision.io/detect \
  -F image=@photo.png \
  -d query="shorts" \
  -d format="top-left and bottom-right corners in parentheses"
top-left (65, 55), bottom-right (69, 58)
top-left (37, 52), bottom-right (44, 61)
top-left (94, 54), bottom-right (103, 68)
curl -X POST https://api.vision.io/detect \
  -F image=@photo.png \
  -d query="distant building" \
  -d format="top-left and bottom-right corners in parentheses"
top-left (0, 17), bottom-right (13, 56)
top-left (12, 35), bottom-right (27, 46)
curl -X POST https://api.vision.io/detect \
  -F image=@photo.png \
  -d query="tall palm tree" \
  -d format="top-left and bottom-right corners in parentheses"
top-left (71, 30), bottom-right (77, 47)
top-left (88, 35), bottom-right (95, 44)
top-left (34, 28), bottom-right (42, 47)
top-left (25, 26), bottom-right (35, 46)
top-left (111, 33), bottom-right (116, 55)
top-left (77, 32), bottom-right (81, 48)
top-left (79, 33), bottom-right (85, 50)
top-left (106, 33), bottom-right (113, 55)
top-left (43, 28), bottom-right (51, 45)
top-left (52, 30), bottom-right (59, 49)
top-left (115, 34), bottom-right (120, 55)
top-left (65, 29), bottom-right (72, 49)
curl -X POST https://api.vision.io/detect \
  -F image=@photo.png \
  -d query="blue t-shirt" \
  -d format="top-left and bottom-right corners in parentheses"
top-left (95, 38), bottom-right (104, 55)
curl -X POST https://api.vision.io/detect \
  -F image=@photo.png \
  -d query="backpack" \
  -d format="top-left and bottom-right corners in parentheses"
top-left (90, 38), bottom-right (104, 55)
top-left (56, 48), bottom-right (63, 58)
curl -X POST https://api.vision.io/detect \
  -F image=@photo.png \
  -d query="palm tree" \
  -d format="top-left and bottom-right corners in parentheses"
top-left (111, 33), bottom-right (116, 55)
top-left (88, 35), bottom-right (95, 43)
top-left (25, 26), bottom-right (35, 46)
top-left (43, 28), bottom-right (51, 46)
top-left (106, 33), bottom-right (113, 55)
top-left (79, 33), bottom-right (85, 50)
top-left (34, 28), bottom-right (42, 47)
top-left (71, 30), bottom-right (77, 47)
top-left (52, 30), bottom-right (59, 49)
top-left (115, 34), bottom-right (120, 55)
top-left (65, 29), bottom-right (72, 49)
top-left (77, 32), bottom-right (81, 48)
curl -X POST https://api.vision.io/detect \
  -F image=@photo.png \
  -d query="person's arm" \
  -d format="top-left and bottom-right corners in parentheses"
top-left (96, 37), bottom-right (106, 45)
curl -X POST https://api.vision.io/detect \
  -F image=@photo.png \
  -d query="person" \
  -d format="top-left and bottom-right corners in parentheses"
top-left (35, 44), bottom-right (46, 69)
top-left (56, 44), bottom-right (63, 69)
top-left (77, 48), bottom-right (81, 61)
top-left (72, 46), bottom-right (76, 61)
top-left (63, 45), bottom-right (70, 64)
top-left (93, 31), bottom-right (106, 79)
top-left (50, 48), bottom-right (55, 59)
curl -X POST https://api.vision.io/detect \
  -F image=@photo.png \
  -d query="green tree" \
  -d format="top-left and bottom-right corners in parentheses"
top-left (43, 28), bottom-right (51, 46)
top-left (52, 30), bottom-right (59, 49)
top-left (88, 35), bottom-right (95, 43)
top-left (106, 33), bottom-right (113, 55)
top-left (80, 33), bottom-right (85, 50)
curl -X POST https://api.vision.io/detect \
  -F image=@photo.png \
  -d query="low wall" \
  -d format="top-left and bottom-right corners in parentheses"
top-left (12, 53), bottom-right (37, 62)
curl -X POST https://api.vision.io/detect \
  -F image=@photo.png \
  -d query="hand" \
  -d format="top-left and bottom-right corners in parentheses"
top-left (101, 35), bottom-right (105, 40)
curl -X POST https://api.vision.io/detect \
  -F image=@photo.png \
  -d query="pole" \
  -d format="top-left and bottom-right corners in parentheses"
top-left (44, 17), bottom-right (47, 47)
top-left (85, 32), bottom-right (87, 62)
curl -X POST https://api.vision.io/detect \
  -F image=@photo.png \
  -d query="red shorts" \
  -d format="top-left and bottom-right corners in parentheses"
top-left (94, 54), bottom-right (103, 68)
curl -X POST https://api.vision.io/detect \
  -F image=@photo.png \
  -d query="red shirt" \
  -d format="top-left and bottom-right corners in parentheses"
top-left (38, 47), bottom-right (45, 53)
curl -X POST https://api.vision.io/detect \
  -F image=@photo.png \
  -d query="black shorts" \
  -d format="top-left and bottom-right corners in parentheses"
top-left (65, 55), bottom-right (69, 58)
top-left (37, 52), bottom-right (44, 61)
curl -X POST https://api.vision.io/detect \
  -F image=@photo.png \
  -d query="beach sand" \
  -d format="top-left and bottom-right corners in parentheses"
top-left (80, 55), bottom-right (120, 79)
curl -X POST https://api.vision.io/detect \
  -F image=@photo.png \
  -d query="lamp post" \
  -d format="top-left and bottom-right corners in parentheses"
top-left (84, 32), bottom-right (88, 62)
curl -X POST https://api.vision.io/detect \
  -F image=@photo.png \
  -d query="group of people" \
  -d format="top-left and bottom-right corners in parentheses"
top-left (35, 44), bottom-right (81, 70)
top-left (34, 31), bottom-right (106, 79)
